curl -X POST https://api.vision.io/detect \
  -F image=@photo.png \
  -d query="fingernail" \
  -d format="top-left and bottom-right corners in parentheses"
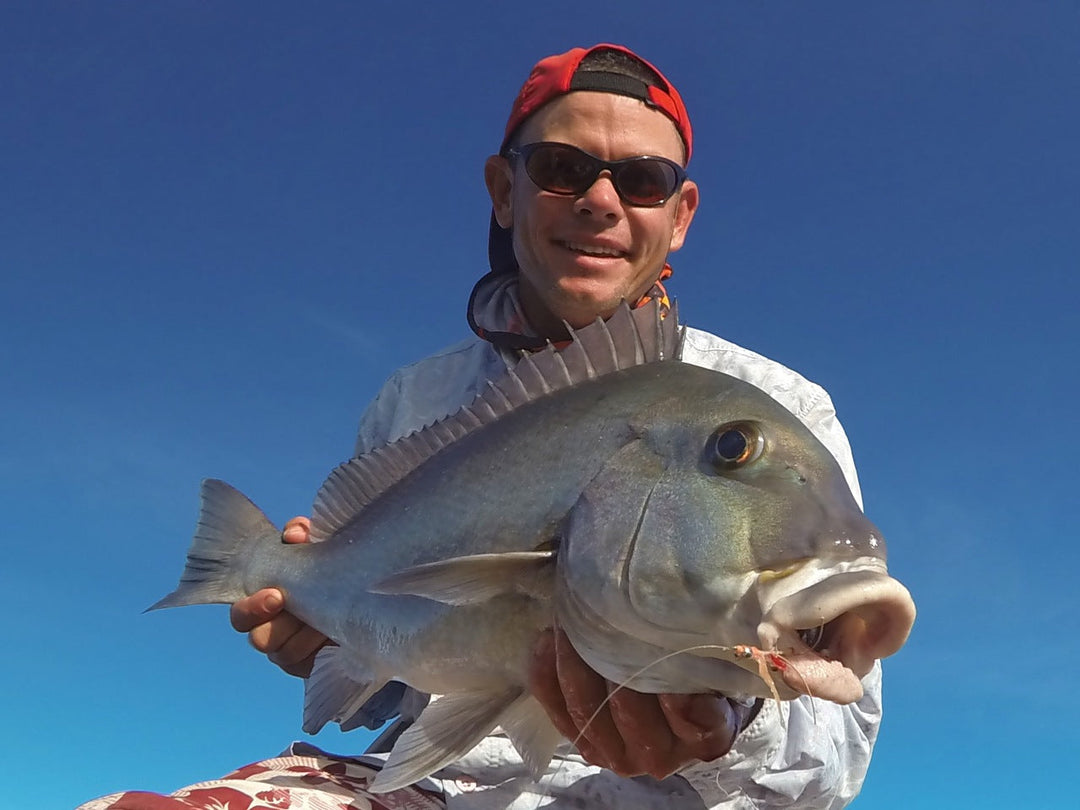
top-left (264, 592), bottom-right (282, 611)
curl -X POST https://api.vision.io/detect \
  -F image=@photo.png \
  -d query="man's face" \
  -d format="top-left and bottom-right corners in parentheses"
top-left (486, 92), bottom-right (699, 334)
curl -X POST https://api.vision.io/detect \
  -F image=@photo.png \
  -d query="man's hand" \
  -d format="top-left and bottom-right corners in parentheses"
top-left (529, 627), bottom-right (748, 779)
top-left (229, 517), bottom-right (329, 678)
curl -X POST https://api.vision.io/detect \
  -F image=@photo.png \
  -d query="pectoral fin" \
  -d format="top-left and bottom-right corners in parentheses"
top-left (370, 550), bottom-right (555, 605)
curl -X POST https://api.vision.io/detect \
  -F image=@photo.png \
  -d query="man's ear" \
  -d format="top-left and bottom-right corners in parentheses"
top-left (485, 155), bottom-right (514, 228)
top-left (667, 179), bottom-right (699, 253)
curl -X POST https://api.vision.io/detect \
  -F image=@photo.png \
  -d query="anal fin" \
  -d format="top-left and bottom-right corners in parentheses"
top-left (302, 646), bottom-right (386, 734)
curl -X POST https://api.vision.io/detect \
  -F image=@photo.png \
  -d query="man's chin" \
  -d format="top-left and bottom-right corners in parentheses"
top-left (520, 271), bottom-right (649, 334)
top-left (548, 292), bottom-right (632, 330)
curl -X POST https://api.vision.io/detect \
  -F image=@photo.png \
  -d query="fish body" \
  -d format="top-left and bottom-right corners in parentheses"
top-left (153, 302), bottom-right (915, 792)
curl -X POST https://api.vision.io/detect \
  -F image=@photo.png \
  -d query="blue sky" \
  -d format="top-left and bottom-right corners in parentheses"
top-left (3, 2), bottom-right (1077, 807)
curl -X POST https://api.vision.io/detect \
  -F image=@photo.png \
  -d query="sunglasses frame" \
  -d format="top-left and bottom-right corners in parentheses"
top-left (505, 141), bottom-right (688, 207)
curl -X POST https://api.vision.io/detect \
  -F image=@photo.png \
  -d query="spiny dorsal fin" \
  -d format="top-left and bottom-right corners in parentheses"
top-left (309, 300), bottom-right (682, 540)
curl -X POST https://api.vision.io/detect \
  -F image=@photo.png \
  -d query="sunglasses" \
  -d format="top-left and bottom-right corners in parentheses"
top-left (506, 142), bottom-right (687, 207)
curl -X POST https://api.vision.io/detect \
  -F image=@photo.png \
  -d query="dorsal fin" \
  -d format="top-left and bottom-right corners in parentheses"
top-left (309, 299), bottom-right (682, 540)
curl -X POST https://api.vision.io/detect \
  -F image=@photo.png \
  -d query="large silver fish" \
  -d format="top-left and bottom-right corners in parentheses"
top-left (152, 301), bottom-right (915, 792)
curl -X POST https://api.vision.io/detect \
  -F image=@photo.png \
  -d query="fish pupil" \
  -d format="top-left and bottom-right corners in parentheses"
top-left (715, 429), bottom-right (749, 462)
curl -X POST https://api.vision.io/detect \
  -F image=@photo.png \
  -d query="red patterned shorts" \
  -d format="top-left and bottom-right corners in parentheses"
top-left (76, 743), bottom-right (446, 810)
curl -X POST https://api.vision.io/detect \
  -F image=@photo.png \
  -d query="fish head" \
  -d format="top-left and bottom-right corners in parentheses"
top-left (559, 363), bottom-right (915, 703)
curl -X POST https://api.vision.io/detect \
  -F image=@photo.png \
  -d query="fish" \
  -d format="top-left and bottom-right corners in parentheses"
top-left (151, 300), bottom-right (916, 793)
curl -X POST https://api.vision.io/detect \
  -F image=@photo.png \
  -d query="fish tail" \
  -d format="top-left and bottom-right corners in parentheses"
top-left (147, 479), bottom-right (278, 611)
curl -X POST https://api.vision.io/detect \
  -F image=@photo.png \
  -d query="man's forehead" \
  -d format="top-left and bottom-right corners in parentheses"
top-left (514, 91), bottom-right (687, 162)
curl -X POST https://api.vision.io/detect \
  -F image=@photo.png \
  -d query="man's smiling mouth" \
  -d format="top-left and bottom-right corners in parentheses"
top-left (560, 240), bottom-right (626, 258)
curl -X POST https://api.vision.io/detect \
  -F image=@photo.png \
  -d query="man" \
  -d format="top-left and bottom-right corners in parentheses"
top-left (82, 44), bottom-right (880, 809)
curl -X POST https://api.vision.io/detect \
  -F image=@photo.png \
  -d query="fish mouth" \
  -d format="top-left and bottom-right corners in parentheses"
top-left (756, 570), bottom-right (916, 704)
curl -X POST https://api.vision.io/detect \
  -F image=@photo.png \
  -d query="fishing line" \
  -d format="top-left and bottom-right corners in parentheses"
top-left (525, 642), bottom-right (813, 810)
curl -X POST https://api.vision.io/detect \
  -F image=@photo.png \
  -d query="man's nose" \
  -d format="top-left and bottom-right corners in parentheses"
top-left (573, 171), bottom-right (622, 218)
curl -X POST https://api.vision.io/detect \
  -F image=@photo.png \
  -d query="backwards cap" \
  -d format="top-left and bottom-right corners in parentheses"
top-left (500, 43), bottom-right (693, 160)
top-left (489, 44), bottom-right (693, 276)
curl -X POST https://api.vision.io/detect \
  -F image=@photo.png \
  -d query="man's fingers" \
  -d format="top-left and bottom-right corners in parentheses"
top-left (529, 628), bottom-right (746, 777)
top-left (530, 628), bottom-right (606, 765)
top-left (553, 629), bottom-right (624, 768)
top-left (606, 687), bottom-right (676, 777)
top-left (529, 629), bottom-right (578, 739)
top-left (282, 516), bottom-right (311, 544)
top-left (229, 590), bottom-right (285, 633)
top-left (658, 693), bottom-right (741, 762)
top-left (245, 610), bottom-right (306, 655)
top-left (224, 517), bottom-right (319, 679)
top-left (268, 626), bottom-right (331, 678)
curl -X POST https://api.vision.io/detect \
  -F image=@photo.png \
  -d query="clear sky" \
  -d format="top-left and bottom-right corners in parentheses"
top-left (3, 2), bottom-right (1077, 808)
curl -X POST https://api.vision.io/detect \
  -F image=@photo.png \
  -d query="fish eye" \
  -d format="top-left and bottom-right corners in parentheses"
top-left (710, 422), bottom-right (764, 468)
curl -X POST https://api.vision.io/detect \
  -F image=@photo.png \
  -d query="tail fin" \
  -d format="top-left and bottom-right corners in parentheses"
top-left (148, 479), bottom-right (278, 611)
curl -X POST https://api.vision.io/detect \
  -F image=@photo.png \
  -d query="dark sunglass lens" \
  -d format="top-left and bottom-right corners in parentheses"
top-left (615, 160), bottom-right (678, 205)
top-left (526, 146), bottom-right (597, 194)
top-left (519, 144), bottom-right (681, 205)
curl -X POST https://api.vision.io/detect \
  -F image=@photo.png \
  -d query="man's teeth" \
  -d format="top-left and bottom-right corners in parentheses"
top-left (564, 242), bottom-right (622, 257)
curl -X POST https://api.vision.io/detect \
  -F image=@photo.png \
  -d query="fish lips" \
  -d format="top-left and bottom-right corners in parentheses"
top-left (759, 568), bottom-right (916, 688)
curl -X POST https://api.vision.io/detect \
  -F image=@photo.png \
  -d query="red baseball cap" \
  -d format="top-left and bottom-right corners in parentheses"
top-left (500, 43), bottom-right (693, 160)
top-left (487, 44), bottom-right (693, 279)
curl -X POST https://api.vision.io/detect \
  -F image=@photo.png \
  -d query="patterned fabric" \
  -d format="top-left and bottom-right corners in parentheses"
top-left (76, 743), bottom-right (445, 810)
